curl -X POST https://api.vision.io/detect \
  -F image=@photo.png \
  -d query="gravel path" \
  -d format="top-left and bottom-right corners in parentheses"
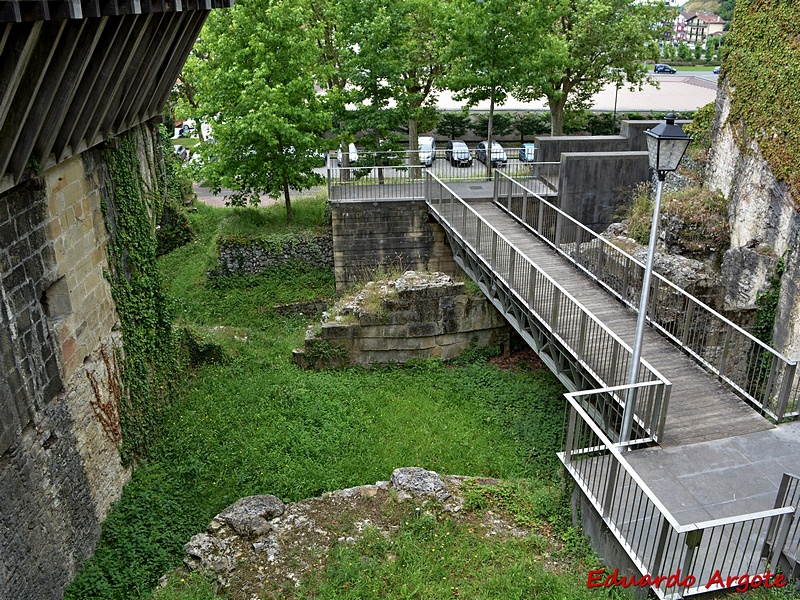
top-left (193, 183), bottom-right (326, 208)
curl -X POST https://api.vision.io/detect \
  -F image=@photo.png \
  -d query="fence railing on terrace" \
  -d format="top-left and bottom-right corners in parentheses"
top-left (327, 149), bottom-right (560, 198)
top-left (561, 392), bottom-right (797, 599)
top-left (425, 172), bottom-right (671, 443)
top-left (493, 171), bottom-right (800, 421)
top-left (768, 473), bottom-right (800, 578)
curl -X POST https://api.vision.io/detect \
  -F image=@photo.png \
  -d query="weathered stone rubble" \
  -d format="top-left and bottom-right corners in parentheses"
top-left (602, 223), bottom-right (722, 307)
top-left (293, 271), bottom-right (509, 368)
top-left (180, 468), bottom-right (518, 597)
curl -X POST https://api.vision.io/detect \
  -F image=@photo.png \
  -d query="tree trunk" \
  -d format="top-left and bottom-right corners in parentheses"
top-left (283, 175), bottom-right (293, 222)
top-left (375, 130), bottom-right (385, 186)
top-left (408, 118), bottom-right (421, 180)
top-left (549, 95), bottom-right (567, 136)
top-left (486, 90), bottom-right (495, 179)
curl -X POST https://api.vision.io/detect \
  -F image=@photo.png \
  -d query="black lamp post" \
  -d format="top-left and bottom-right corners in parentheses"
top-left (620, 113), bottom-right (692, 445)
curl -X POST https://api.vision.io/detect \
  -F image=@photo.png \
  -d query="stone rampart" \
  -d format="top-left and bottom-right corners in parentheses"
top-left (0, 125), bottom-right (167, 599)
top-left (215, 234), bottom-right (333, 276)
top-left (293, 272), bottom-right (509, 368)
top-left (329, 199), bottom-right (457, 292)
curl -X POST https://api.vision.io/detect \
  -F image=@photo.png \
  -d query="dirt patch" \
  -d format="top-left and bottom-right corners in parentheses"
top-left (170, 470), bottom-right (571, 599)
top-left (489, 348), bottom-right (545, 371)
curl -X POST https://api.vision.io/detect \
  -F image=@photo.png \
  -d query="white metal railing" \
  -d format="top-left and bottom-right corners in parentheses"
top-left (327, 149), bottom-right (561, 194)
top-left (425, 172), bottom-right (671, 443)
top-left (561, 392), bottom-right (797, 599)
top-left (494, 171), bottom-right (800, 421)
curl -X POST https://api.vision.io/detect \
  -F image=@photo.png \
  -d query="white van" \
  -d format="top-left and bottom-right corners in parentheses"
top-left (418, 136), bottom-right (436, 167)
top-left (336, 143), bottom-right (359, 166)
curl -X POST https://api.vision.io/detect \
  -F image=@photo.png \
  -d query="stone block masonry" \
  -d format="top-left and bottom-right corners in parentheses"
top-left (0, 125), bottom-right (175, 598)
top-left (329, 198), bottom-right (457, 293)
top-left (294, 272), bottom-right (510, 368)
top-left (215, 233), bottom-right (334, 276)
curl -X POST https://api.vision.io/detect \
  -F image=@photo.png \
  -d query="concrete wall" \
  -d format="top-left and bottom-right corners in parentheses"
top-left (557, 152), bottom-right (650, 232)
top-left (534, 135), bottom-right (630, 164)
top-left (0, 128), bottom-right (168, 598)
top-left (329, 198), bottom-right (457, 292)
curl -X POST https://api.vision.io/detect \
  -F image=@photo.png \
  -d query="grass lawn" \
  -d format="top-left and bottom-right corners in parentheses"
top-left (66, 199), bottom-right (620, 600)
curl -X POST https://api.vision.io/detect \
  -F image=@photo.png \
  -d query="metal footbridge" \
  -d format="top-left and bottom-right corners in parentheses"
top-left (330, 163), bottom-right (800, 598)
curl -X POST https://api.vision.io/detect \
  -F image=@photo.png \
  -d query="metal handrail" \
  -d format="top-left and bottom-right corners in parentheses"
top-left (426, 171), bottom-right (671, 441)
top-left (562, 391), bottom-right (796, 599)
top-left (494, 170), bottom-right (799, 420)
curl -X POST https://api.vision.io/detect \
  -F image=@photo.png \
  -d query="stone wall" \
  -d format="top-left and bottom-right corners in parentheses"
top-left (216, 234), bottom-right (333, 276)
top-left (293, 272), bottom-right (509, 367)
top-left (707, 81), bottom-right (800, 359)
top-left (329, 199), bottom-right (457, 293)
top-left (0, 125), bottom-right (169, 598)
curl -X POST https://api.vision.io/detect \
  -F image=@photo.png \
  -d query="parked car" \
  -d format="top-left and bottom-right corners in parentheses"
top-left (174, 144), bottom-right (190, 161)
top-left (445, 140), bottom-right (472, 167)
top-left (518, 143), bottom-right (536, 163)
top-left (418, 136), bottom-right (436, 167)
top-left (336, 143), bottom-right (359, 166)
top-left (654, 64), bottom-right (677, 74)
top-left (713, 66), bottom-right (721, 75)
top-left (476, 141), bottom-right (507, 167)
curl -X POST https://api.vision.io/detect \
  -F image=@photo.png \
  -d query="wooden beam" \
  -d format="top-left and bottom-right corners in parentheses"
top-left (83, 12), bottom-right (153, 145)
top-left (0, 20), bottom-right (64, 180)
top-left (0, 23), bottom-right (13, 54)
top-left (141, 9), bottom-right (206, 120)
top-left (34, 16), bottom-right (106, 166)
top-left (8, 20), bottom-right (86, 183)
top-left (117, 10), bottom-right (181, 130)
top-left (0, 22), bottom-right (43, 133)
top-left (114, 11), bottom-right (174, 130)
top-left (52, 15), bottom-right (125, 160)
top-left (66, 15), bottom-right (138, 156)
top-left (48, 1), bottom-right (84, 19)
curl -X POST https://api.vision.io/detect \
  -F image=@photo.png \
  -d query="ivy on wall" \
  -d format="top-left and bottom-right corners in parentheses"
top-left (103, 126), bottom-right (176, 462)
top-left (723, 0), bottom-right (800, 200)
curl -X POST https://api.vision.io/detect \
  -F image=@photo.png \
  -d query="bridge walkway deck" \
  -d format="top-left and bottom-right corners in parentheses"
top-left (464, 200), bottom-right (773, 448)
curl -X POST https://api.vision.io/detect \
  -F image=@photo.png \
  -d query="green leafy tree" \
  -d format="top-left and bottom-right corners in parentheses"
top-left (513, 112), bottom-right (550, 143)
top-left (472, 112), bottom-right (513, 139)
top-left (678, 41), bottom-right (692, 60)
top-left (445, 0), bottom-right (544, 174)
top-left (694, 43), bottom-right (703, 60)
top-left (341, 0), bottom-right (449, 169)
top-left (436, 110), bottom-right (472, 139)
top-left (180, 0), bottom-right (332, 220)
top-left (515, 0), bottom-right (671, 135)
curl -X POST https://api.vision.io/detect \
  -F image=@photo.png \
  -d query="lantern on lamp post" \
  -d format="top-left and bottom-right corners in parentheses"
top-left (619, 113), bottom-right (692, 445)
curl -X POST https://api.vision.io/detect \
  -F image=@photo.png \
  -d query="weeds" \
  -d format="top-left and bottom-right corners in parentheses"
top-left (621, 183), bottom-right (729, 253)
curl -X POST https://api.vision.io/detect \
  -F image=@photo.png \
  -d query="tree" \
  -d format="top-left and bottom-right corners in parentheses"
top-left (341, 0), bottom-right (449, 169)
top-left (445, 0), bottom-right (544, 174)
top-left (436, 110), bottom-right (472, 139)
top-left (678, 41), bottom-right (692, 60)
top-left (515, 0), bottom-right (672, 135)
top-left (513, 112), bottom-right (550, 143)
top-left (471, 112), bottom-right (513, 139)
top-left (180, 0), bottom-right (332, 220)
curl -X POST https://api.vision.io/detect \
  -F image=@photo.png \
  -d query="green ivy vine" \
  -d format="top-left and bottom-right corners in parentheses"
top-left (723, 1), bottom-right (800, 201)
top-left (102, 126), bottom-right (176, 463)
top-left (753, 253), bottom-right (788, 345)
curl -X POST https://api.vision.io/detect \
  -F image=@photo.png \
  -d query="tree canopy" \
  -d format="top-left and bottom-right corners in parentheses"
top-left (515, 0), bottom-right (671, 135)
top-left (178, 0), bottom-right (332, 220)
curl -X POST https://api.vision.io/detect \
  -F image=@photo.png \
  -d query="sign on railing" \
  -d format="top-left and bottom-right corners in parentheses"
top-left (493, 171), bottom-right (800, 421)
top-left (562, 393), bottom-right (796, 599)
top-left (425, 172), bottom-right (670, 442)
